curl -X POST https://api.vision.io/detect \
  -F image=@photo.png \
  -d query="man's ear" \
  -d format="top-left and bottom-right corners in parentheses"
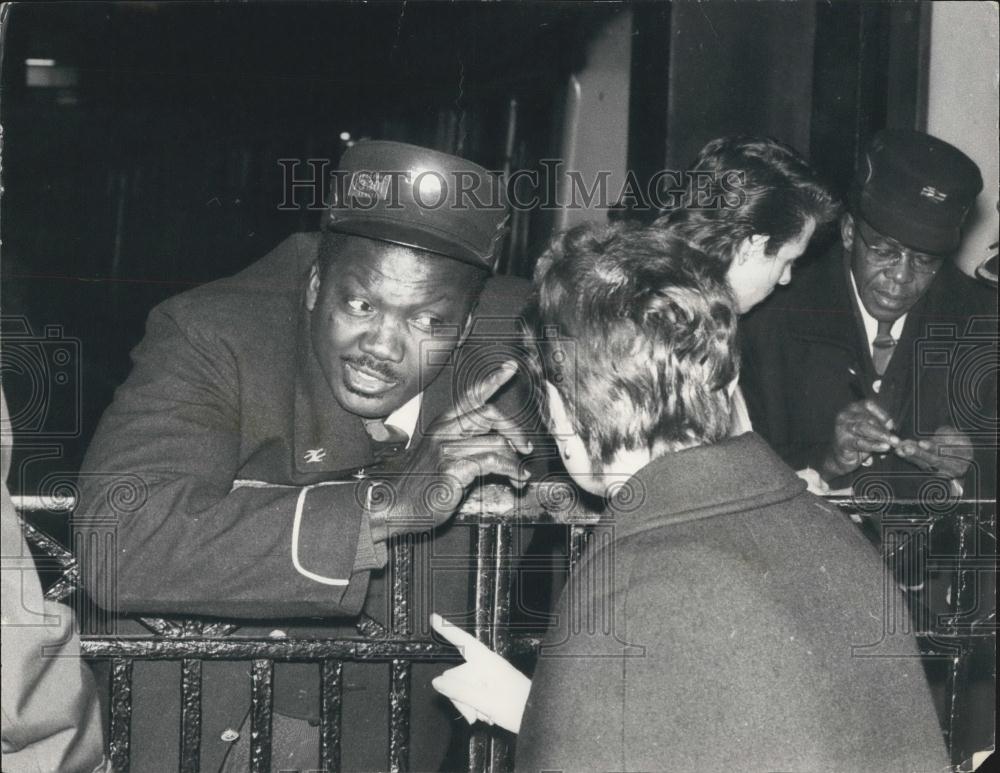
top-left (305, 263), bottom-right (321, 312)
top-left (840, 213), bottom-right (855, 252)
top-left (735, 234), bottom-right (770, 264)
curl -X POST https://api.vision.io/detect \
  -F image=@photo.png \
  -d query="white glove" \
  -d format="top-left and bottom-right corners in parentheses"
top-left (430, 613), bottom-right (532, 734)
top-left (796, 466), bottom-right (832, 495)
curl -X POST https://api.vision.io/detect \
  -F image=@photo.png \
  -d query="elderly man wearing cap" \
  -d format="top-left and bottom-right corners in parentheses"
top-left (76, 142), bottom-right (534, 771)
top-left (738, 130), bottom-right (997, 759)
top-left (740, 129), bottom-right (996, 501)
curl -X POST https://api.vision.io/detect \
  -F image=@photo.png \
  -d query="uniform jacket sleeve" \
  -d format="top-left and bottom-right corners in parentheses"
top-left (75, 303), bottom-right (371, 619)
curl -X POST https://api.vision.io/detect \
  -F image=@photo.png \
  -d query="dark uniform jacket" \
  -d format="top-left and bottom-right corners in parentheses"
top-left (515, 433), bottom-right (947, 773)
top-left (739, 244), bottom-right (997, 501)
top-left (76, 232), bottom-right (532, 771)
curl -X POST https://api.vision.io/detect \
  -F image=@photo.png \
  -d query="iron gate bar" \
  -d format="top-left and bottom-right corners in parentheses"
top-left (13, 493), bottom-right (997, 772)
top-left (17, 519), bottom-right (79, 603)
top-left (13, 494), bottom-right (998, 520)
top-left (943, 510), bottom-right (986, 757)
top-left (319, 659), bottom-right (343, 771)
top-left (468, 522), bottom-right (498, 772)
top-left (954, 509), bottom-right (992, 634)
top-left (179, 658), bottom-right (202, 773)
top-left (109, 657), bottom-right (133, 773)
top-left (509, 635), bottom-right (544, 657)
top-left (489, 522), bottom-right (515, 772)
top-left (389, 659), bottom-right (411, 773)
top-left (80, 638), bottom-right (457, 660)
top-left (249, 658), bottom-right (274, 773)
top-left (568, 524), bottom-right (587, 568)
top-left (389, 537), bottom-right (413, 772)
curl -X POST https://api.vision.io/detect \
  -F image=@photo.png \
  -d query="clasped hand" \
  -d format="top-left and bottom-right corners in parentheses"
top-left (822, 399), bottom-right (973, 482)
top-left (371, 361), bottom-right (533, 539)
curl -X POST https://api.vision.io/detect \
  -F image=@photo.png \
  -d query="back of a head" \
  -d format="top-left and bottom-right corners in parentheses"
top-left (528, 222), bottom-right (738, 467)
top-left (653, 135), bottom-right (838, 274)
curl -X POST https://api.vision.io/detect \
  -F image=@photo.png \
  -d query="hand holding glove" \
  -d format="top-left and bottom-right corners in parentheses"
top-left (430, 613), bottom-right (532, 734)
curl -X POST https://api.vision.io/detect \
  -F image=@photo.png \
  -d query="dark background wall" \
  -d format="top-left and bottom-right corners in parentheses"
top-left (1, 1), bottom-right (925, 490)
top-left (0, 1), bottom-right (617, 486)
top-left (625, 1), bottom-right (927, 199)
top-left (665, 1), bottom-right (818, 170)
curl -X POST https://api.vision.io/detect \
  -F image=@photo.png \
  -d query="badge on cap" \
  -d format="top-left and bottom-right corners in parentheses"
top-left (346, 172), bottom-right (394, 206)
top-left (920, 185), bottom-right (948, 203)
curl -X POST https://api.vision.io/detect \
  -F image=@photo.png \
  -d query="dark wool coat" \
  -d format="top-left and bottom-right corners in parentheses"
top-left (77, 232), bottom-right (533, 771)
top-left (739, 244), bottom-right (997, 501)
top-left (515, 434), bottom-right (948, 773)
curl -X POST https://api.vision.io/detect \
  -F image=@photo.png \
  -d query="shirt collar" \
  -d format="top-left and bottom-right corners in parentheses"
top-left (384, 392), bottom-right (423, 447)
top-left (848, 269), bottom-right (906, 351)
top-left (294, 307), bottom-right (375, 476)
top-left (729, 385), bottom-right (754, 435)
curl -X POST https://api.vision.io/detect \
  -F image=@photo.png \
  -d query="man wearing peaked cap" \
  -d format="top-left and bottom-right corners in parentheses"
top-left (741, 128), bottom-right (995, 499)
top-left (76, 141), bottom-right (536, 771)
top-left (740, 129), bottom-right (996, 758)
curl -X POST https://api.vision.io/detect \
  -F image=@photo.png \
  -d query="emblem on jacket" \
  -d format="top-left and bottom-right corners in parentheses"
top-left (304, 448), bottom-right (327, 463)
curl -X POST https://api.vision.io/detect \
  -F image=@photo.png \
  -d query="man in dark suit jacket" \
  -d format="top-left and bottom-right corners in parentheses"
top-left (738, 131), bottom-right (997, 762)
top-left (432, 223), bottom-right (947, 772)
top-left (740, 129), bottom-right (996, 501)
top-left (76, 141), bottom-right (535, 771)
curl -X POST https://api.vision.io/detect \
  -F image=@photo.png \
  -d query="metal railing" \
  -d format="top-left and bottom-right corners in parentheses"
top-left (14, 490), bottom-right (997, 772)
top-left (15, 487), bottom-right (587, 773)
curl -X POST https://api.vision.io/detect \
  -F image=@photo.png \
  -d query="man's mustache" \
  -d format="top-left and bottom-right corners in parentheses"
top-left (342, 354), bottom-right (402, 383)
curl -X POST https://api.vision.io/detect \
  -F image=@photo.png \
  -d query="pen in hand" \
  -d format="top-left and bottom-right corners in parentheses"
top-left (847, 366), bottom-right (869, 402)
top-left (846, 366), bottom-right (900, 459)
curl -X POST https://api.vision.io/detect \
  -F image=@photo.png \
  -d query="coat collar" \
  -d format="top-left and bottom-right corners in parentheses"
top-left (783, 244), bottom-right (869, 354)
top-left (293, 304), bottom-right (378, 476)
top-left (613, 433), bottom-right (806, 541)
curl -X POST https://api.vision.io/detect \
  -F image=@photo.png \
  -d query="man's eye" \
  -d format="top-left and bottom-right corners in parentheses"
top-left (412, 314), bottom-right (443, 330)
top-left (914, 254), bottom-right (939, 268)
top-left (346, 298), bottom-right (372, 313)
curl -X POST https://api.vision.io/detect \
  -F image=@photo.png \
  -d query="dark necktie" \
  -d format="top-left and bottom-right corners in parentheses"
top-left (871, 320), bottom-right (897, 376)
top-left (362, 418), bottom-right (409, 463)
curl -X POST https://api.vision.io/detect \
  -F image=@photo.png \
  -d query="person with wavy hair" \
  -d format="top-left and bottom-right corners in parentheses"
top-left (528, 223), bottom-right (738, 476)
top-left (430, 222), bottom-right (945, 773)
top-left (651, 136), bottom-right (838, 457)
top-left (653, 135), bottom-right (839, 314)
